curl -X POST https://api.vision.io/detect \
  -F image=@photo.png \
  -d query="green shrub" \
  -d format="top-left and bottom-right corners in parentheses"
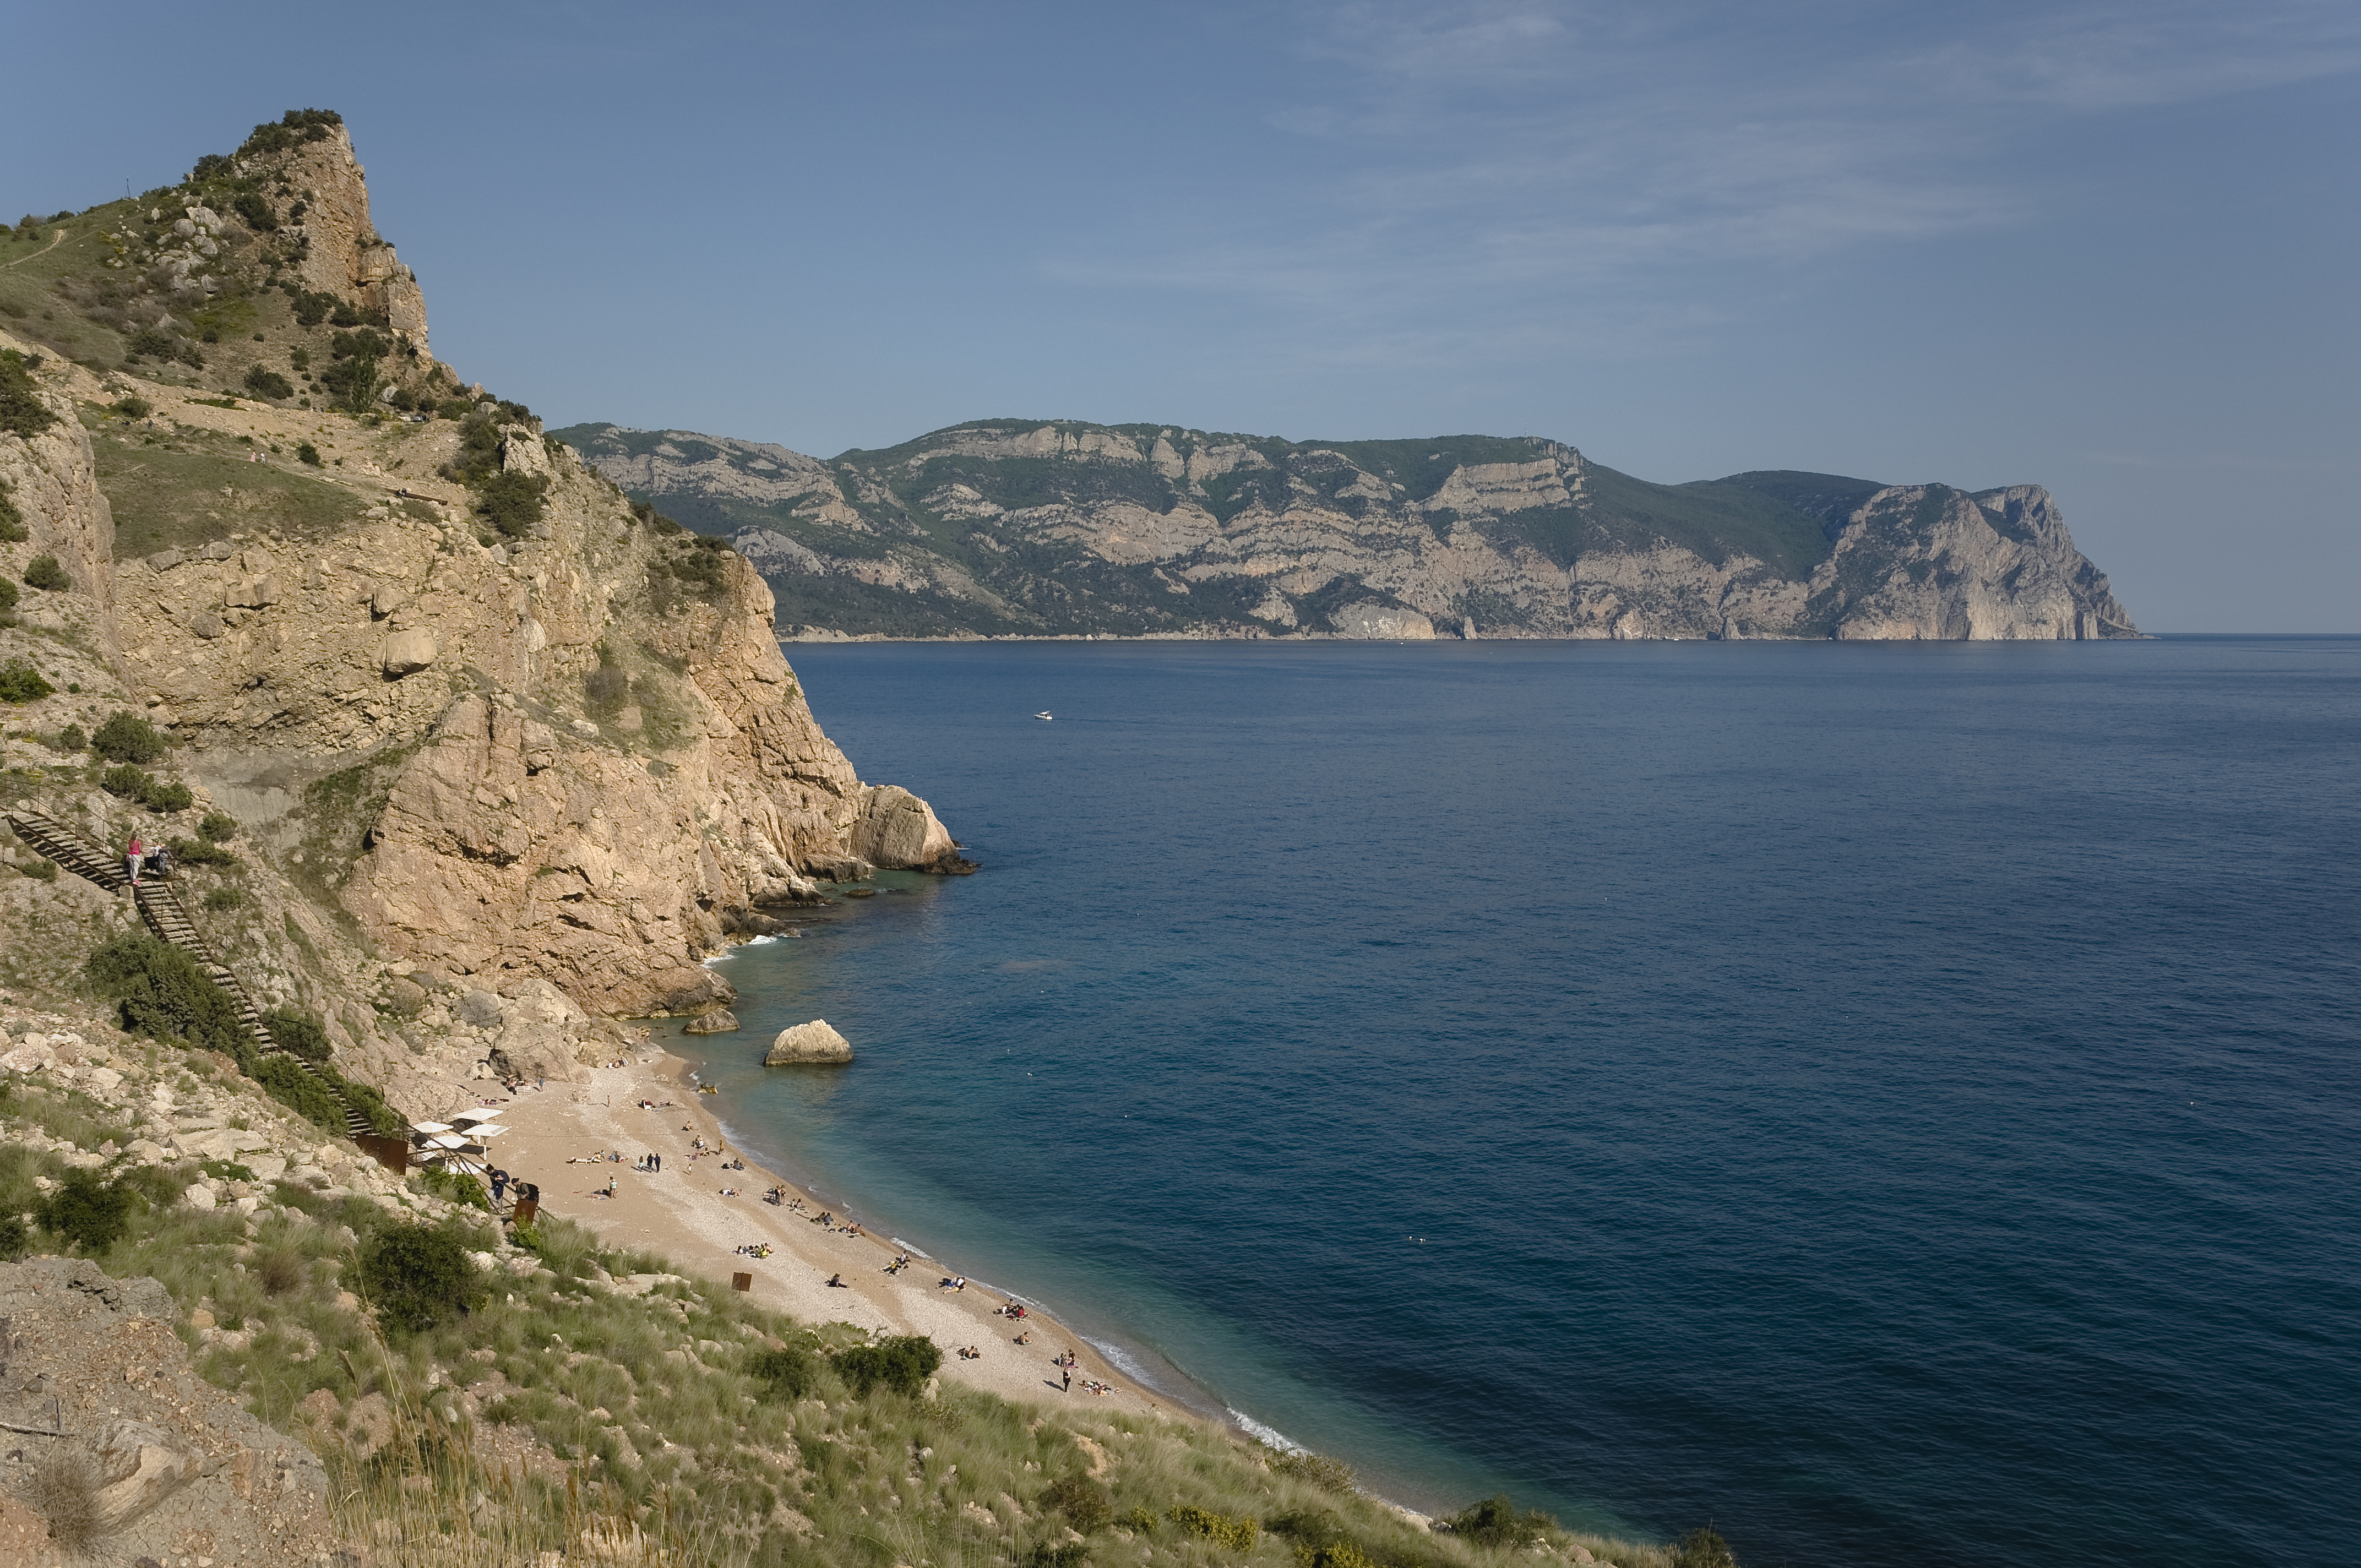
top-left (1025, 1548), bottom-right (1087, 1568)
top-left (231, 192), bottom-right (278, 232)
top-left (295, 442), bottom-right (320, 466)
top-left (0, 350), bottom-right (58, 438)
top-left (112, 394), bottom-right (153, 420)
top-left (748, 1345), bottom-right (819, 1401)
top-left (1295, 1544), bottom-right (1381, 1568)
top-left (416, 1166), bottom-right (491, 1211)
top-left (86, 933), bottom-right (250, 1063)
top-left (17, 857), bottom-right (56, 882)
top-left (0, 578), bottom-right (16, 621)
top-left (100, 763), bottom-right (155, 798)
top-left (1168, 1505), bottom-right (1260, 1551)
top-left (198, 809), bottom-right (237, 842)
top-left (1119, 1506), bottom-right (1160, 1534)
top-left (167, 836), bottom-right (239, 867)
top-left (1039, 1474), bottom-right (1114, 1534)
top-left (36, 1169), bottom-right (137, 1251)
top-left (438, 397), bottom-right (471, 420)
top-left (92, 710), bottom-right (166, 762)
top-left (1673, 1526), bottom-right (1739, 1568)
top-left (0, 656), bottom-right (53, 703)
top-left (263, 1006), bottom-right (333, 1062)
top-left (0, 1213), bottom-right (26, 1261)
top-left (317, 352), bottom-right (378, 413)
top-left (0, 482), bottom-right (23, 541)
top-left (253, 1054), bottom-right (345, 1133)
top-left (202, 886), bottom-right (244, 911)
top-left (477, 472), bottom-right (547, 540)
top-left (126, 326), bottom-right (177, 361)
top-left (23, 555), bottom-right (68, 591)
top-left (443, 413), bottom-right (504, 483)
top-left (54, 723), bottom-right (84, 752)
top-left (584, 663), bottom-right (628, 717)
top-left (354, 1218), bottom-right (488, 1333)
top-left (238, 110), bottom-right (340, 159)
top-left (832, 1333), bottom-right (942, 1397)
top-left (1272, 1450), bottom-right (1359, 1495)
top-left (336, 1071), bottom-right (405, 1136)
top-left (143, 779), bottom-right (194, 813)
top-left (289, 345), bottom-right (310, 373)
top-left (242, 366), bottom-right (294, 400)
top-left (1443, 1494), bottom-right (1557, 1548)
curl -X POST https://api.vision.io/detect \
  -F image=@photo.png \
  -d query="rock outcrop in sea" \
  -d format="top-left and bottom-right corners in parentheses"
top-left (554, 422), bottom-right (2141, 643)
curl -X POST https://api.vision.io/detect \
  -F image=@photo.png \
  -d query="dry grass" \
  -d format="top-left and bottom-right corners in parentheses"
top-left (20, 1446), bottom-right (105, 1552)
top-left (5, 1065), bottom-right (1675, 1568)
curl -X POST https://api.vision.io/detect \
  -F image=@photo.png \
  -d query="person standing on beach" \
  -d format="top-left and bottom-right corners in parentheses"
top-left (1062, 1364), bottom-right (1071, 1392)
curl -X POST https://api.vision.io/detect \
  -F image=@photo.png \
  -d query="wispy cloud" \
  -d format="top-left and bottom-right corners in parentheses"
top-left (1041, 0), bottom-right (2360, 367)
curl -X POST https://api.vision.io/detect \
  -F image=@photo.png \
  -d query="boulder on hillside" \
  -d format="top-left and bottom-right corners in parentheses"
top-left (378, 627), bottom-right (438, 676)
top-left (765, 1020), bottom-right (852, 1065)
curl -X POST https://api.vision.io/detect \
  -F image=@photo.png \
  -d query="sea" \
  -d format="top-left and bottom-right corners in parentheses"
top-left (651, 637), bottom-right (2358, 1568)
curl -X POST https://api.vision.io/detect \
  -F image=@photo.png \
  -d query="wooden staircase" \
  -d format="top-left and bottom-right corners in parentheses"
top-left (6, 808), bottom-right (375, 1139)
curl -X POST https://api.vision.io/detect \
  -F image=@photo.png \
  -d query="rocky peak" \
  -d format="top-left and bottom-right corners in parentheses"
top-left (252, 121), bottom-right (431, 360)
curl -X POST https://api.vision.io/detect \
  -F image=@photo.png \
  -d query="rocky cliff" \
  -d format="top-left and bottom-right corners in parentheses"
top-left (556, 422), bottom-right (2141, 642)
top-left (2, 112), bottom-right (963, 1045)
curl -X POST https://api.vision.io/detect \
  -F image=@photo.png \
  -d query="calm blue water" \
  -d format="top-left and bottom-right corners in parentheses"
top-left (662, 639), bottom-right (2359, 1567)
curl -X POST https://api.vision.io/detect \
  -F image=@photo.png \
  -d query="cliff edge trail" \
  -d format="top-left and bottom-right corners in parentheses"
top-left (553, 422), bottom-right (2142, 643)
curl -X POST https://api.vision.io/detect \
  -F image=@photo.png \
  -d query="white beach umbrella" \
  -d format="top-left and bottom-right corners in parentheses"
top-left (464, 1123), bottom-right (509, 1139)
top-left (448, 1107), bottom-right (501, 1124)
top-left (410, 1121), bottom-right (454, 1135)
top-left (425, 1132), bottom-right (471, 1150)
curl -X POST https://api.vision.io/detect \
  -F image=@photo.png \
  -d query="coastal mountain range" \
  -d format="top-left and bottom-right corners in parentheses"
top-left (551, 421), bottom-right (2142, 643)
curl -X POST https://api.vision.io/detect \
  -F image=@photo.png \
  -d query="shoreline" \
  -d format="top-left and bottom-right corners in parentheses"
top-left (488, 1045), bottom-right (1190, 1426)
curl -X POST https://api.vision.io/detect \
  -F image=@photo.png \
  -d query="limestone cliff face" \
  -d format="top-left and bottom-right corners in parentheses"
top-left (7, 246), bottom-right (957, 1027)
top-left (557, 422), bottom-right (2140, 641)
top-left (0, 358), bottom-right (119, 656)
top-left (94, 425), bottom-right (959, 1015)
top-left (1807, 484), bottom-right (2139, 641)
top-left (266, 124), bottom-right (432, 358)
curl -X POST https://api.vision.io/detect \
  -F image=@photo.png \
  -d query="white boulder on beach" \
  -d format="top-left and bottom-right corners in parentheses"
top-left (765, 1019), bottom-right (853, 1065)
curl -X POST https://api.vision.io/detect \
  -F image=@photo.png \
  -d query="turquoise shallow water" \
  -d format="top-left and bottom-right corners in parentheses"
top-left (656, 638), bottom-right (2359, 1566)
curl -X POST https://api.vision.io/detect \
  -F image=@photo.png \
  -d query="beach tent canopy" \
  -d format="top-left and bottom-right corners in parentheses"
top-left (465, 1123), bottom-right (509, 1138)
top-left (409, 1121), bottom-right (454, 1135)
top-left (424, 1132), bottom-right (471, 1150)
top-left (448, 1107), bottom-right (502, 1124)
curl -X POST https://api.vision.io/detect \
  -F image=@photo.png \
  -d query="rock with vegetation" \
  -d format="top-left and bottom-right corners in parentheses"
top-left (556, 419), bottom-right (2140, 643)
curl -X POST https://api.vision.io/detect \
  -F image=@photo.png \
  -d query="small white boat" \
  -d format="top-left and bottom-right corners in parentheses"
top-left (1033, 711), bottom-right (1054, 721)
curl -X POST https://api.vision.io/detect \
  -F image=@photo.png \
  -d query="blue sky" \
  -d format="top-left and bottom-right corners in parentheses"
top-left (8, 2), bottom-right (2355, 629)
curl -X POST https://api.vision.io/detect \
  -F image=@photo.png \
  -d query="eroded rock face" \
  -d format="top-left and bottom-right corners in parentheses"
top-left (851, 785), bottom-right (959, 870)
top-left (0, 358), bottom-right (118, 655)
top-left (1813, 484), bottom-right (2140, 641)
top-left (766, 1019), bottom-right (852, 1064)
top-left (564, 420), bottom-right (2140, 642)
top-left (46, 396), bottom-right (961, 1020)
top-left (273, 123), bottom-right (431, 358)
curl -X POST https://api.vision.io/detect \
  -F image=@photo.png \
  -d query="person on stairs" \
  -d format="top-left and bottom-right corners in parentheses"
top-left (124, 832), bottom-right (145, 888)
